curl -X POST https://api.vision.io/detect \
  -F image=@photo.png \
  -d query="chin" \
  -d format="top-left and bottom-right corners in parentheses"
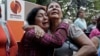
top-left (45, 25), bottom-right (49, 29)
top-left (42, 24), bottom-right (49, 29)
top-left (51, 16), bottom-right (59, 19)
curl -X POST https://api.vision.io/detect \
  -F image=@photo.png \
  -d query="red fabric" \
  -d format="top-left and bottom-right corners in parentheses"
top-left (0, 24), bottom-right (18, 56)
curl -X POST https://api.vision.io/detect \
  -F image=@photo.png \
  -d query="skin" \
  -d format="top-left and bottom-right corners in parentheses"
top-left (78, 11), bottom-right (85, 19)
top-left (34, 9), bottom-right (49, 32)
top-left (47, 2), bottom-right (62, 33)
top-left (91, 36), bottom-right (99, 48)
top-left (34, 9), bottom-right (49, 37)
top-left (47, 2), bottom-right (96, 56)
top-left (25, 9), bottom-right (49, 31)
top-left (23, 9), bottom-right (49, 37)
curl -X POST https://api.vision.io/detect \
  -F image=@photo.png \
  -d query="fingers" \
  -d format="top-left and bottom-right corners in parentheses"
top-left (34, 25), bottom-right (45, 38)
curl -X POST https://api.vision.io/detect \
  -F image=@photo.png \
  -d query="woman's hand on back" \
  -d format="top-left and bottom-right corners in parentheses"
top-left (34, 25), bottom-right (45, 38)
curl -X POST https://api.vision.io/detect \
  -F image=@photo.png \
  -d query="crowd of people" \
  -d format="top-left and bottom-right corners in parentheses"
top-left (0, 1), bottom-right (100, 56)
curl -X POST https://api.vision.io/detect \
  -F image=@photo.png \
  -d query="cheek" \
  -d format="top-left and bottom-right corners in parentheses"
top-left (35, 19), bottom-right (43, 25)
top-left (59, 11), bottom-right (63, 17)
top-left (60, 11), bottom-right (62, 15)
top-left (47, 9), bottom-right (51, 14)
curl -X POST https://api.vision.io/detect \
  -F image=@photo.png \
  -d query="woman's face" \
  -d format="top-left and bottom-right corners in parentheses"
top-left (79, 11), bottom-right (85, 18)
top-left (47, 2), bottom-right (62, 20)
top-left (35, 9), bottom-right (49, 30)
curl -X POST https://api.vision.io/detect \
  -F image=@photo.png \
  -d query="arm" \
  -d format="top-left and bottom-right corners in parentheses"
top-left (68, 24), bottom-right (97, 56)
top-left (73, 34), bottom-right (97, 56)
top-left (6, 23), bottom-right (18, 56)
top-left (40, 28), bottom-right (67, 48)
top-left (91, 36), bottom-right (99, 48)
top-left (25, 23), bottom-right (68, 48)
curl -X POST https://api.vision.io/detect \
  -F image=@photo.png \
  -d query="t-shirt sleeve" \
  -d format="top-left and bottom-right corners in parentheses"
top-left (74, 19), bottom-right (79, 27)
top-left (68, 24), bottom-right (84, 38)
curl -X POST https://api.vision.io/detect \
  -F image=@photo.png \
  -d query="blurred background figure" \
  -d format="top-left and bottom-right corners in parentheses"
top-left (74, 10), bottom-right (87, 32)
top-left (0, 6), bottom-right (18, 56)
top-left (89, 14), bottom-right (100, 56)
top-left (87, 16), bottom-right (97, 33)
top-left (89, 15), bottom-right (100, 38)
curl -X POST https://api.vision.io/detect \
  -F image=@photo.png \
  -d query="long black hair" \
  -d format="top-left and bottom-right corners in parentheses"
top-left (26, 7), bottom-right (45, 25)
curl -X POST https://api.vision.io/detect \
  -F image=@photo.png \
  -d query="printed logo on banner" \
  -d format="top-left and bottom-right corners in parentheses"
top-left (7, 0), bottom-right (24, 21)
top-left (10, 0), bottom-right (21, 14)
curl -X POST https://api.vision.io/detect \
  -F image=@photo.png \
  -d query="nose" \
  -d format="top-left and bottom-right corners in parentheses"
top-left (44, 16), bottom-right (48, 21)
top-left (53, 6), bottom-right (56, 9)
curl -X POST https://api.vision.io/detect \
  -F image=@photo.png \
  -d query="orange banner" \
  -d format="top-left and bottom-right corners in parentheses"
top-left (7, 21), bottom-right (24, 42)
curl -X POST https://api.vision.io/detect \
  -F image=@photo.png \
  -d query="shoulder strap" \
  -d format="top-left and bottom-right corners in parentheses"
top-left (0, 21), bottom-right (10, 56)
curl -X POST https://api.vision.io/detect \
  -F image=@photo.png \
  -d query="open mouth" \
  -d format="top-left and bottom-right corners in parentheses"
top-left (42, 22), bottom-right (49, 25)
top-left (51, 10), bottom-right (59, 14)
top-left (52, 12), bottom-right (58, 15)
top-left (52, 11), bottom-right (58, 13)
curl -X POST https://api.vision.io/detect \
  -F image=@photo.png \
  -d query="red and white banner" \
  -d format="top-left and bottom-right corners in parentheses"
top-left (7, 0), bottom-right (24, 21)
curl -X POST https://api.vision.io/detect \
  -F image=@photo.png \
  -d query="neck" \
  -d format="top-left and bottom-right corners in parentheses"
top-left (50, 19), bottom-right (61, 33)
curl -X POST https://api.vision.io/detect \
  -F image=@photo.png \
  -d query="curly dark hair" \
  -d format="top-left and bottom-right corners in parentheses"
top-left (26, 7), bottom-right (45, 25)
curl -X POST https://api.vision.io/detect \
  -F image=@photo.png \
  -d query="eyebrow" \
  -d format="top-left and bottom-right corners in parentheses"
top-left (38, 13), bottom-right (45, 16)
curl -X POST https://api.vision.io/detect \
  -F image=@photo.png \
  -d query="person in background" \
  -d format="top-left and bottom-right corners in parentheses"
top-left (0, 6), bottom-right (18, 56)
top-left (89, 15), bottom-right (100, 56)
top-left (89, 16), bottom-right (100, 38)
top-left (24, 1), bottom-right (97, 56)
top-left (74, 10), bottom-right (87, 32)
top-left (87, 16), bottom-right (97, 33)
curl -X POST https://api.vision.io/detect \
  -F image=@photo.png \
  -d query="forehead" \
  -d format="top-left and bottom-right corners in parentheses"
top-left (80, 11), bottom-right (85, 14)
top-left (37, 9), bottom-right (46, 14)
top-left (48, 2), bottom-right (60, 6)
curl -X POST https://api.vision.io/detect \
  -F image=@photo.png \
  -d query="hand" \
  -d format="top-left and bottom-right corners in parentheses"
top-left (34, 25), bottom-right (45, 38)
